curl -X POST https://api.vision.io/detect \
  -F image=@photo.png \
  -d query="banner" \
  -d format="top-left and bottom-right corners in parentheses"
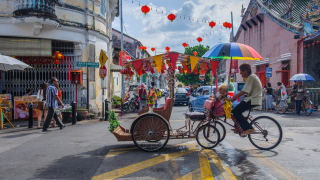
top-left (132, 60), bottom-right (142, 74)
top-left (169, 53), bottom-right (179, 70)
top-left (153, 55), bottom-right (163, 73)
top-left (119, 51), bottom-right (126, 67)
top-left (190, 56), bottom-right (200, 72)
top-left (14, 96), bottom-right (39, 120)
top-left (231, 59), bottom-right (239, 73)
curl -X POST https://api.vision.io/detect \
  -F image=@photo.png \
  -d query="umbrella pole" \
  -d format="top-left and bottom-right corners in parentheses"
top-left (229, 57), bottom-right (233, 77)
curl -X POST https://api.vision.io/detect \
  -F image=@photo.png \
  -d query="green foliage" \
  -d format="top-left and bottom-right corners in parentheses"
top-left (176, 45), bottom-right (212, 86)
top-left (184, 44), bottom-right (210, 57)
top-left (107, 110), bottom-right (120, 133)
top-left (113, 95), bottom-right (121, 101)
top-left (63, 107), bottom-right (72, 113)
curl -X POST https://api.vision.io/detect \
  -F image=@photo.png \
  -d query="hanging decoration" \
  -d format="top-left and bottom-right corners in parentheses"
top-left (169, 53), bottom-right (179, 70)
top-left (193, 51), bottom-right (198, 56)
top-left (209, 21), bottom-right (216, 28)
top-left (139, 46), bottom-right (143, 50)
top-left (153, 55), bottom-right (163, 73)
top-left (210, 60), bottom-right (219, 75)
top-left (52, 51), bottom-right (64, 70)
top-left (190, 56), bottom-right (200, 71)
top-left (197, 37), bottom-right (202, 43)
top-left (168, 13), bottom-right (176, 22)
top-left (227, 23), bottom-right (232, 29)
top-left (141, 5), bottom-right (150, 15)
top-left (178, 66), bottom-right (183, 74)
top-left (165, 47), bottom-right (170, 51)
top-left (182, 43), bottom-right (188, 48)
top-left (193, 67), bottom-right (198, 75)
top-left (151, 47), bottom-right (155, 52)
top-left (126, 55), bottom-right (131, 60)
top-left (167, 50), bottom-right (170, 53)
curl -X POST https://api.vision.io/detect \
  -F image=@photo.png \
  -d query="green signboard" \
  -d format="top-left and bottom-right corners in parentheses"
top-left (76, 62), bottom-right (99, 68)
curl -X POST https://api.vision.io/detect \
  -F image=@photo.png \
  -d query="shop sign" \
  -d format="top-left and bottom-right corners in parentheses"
top-left (231, 59), bottom-right (239, 73)
top-left (266, 67), bottom-right (272, 77)
top-left (76, 62), bottom-right (99, 68)
top-left (119, 51), bottom-right (126, 67)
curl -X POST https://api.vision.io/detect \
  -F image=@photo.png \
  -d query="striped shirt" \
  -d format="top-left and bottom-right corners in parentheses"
top-left (46, 84), bottom-right (58, 109)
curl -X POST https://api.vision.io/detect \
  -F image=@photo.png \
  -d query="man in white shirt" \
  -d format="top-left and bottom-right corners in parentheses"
top-left (226, 63), bottom-right (262, 136)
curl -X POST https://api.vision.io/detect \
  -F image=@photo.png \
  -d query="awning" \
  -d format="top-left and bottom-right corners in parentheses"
top-left (279, 63), bottom-right (289, 69)
top-left (110, 64), bottom-right (122, 72)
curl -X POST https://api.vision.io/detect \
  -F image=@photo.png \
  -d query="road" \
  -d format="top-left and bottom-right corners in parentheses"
top-left (0, 97), bottom-right (320, 180)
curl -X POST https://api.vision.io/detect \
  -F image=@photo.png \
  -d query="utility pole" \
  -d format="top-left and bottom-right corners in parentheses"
top-left (120, 0), bottom-right (125, 114)
top-left (231, 11), bottom-right (236, 82)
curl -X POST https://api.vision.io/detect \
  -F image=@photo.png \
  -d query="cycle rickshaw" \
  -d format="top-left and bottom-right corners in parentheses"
top-left (112, 44), bottom-right (283, 152)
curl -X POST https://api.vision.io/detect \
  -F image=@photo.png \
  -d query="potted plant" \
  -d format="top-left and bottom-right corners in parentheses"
top-left (113, 96), bottom-right (122, 108)
top-left (76, 108), bottom-right (88, 121)
top-left (61, 107), bottom-right (72, 123)
top-left (108, 110), bottom-right (120, 133)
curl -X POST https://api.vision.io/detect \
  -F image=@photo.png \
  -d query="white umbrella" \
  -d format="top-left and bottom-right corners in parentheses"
top-left (0, 54), bottom-right (32, 71)
top-left (289, 73), bottom-right (315, 81)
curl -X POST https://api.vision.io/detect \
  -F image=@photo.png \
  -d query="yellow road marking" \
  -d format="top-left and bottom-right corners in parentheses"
top-left (109, 147), bottom-right (137, 152)
top-left (175, 168), bottom-right (201, 180)
top-left (109, 142), bottom-right (199, 152)
top-left (205, 150), bottom-right (237, 180)
top-left (91, 146), bottom-right (199, 180)
top-left (198, 150), bottom-right (214, 180)
top-left (246, 149), bottom-right (301, 180)
top-left (170, 159), bottom-right (180, 179)
top-left (105, 151), bottom-right (128, 158)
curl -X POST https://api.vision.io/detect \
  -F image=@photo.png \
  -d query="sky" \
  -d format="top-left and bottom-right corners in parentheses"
top-left (113, 0), bottom-right (251, 55)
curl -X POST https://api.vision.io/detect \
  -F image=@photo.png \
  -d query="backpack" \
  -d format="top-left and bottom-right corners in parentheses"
top-left (140, 89), bottom-right (147, 100)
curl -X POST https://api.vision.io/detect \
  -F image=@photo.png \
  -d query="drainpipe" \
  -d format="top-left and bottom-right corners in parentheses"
top-left (85, 0), bottom-right (89, 111)
top-left (297, 35), bottom-right (309, 74)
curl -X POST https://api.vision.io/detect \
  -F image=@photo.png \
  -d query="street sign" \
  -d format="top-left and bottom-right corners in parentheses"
top-left (266, 67), bottom-right (272, 77)
top-left (99, 50), bottom-right (108, 67)
top-left (99, 66), bottom-right (107, 79)
top-left (76, 62), bottom-right (99, 68)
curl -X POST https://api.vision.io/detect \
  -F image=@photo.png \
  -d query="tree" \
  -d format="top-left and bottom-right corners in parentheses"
top-left (185, 44), bottom-right (210, 57)
top-left (176, 45), bottom-right (212, 86)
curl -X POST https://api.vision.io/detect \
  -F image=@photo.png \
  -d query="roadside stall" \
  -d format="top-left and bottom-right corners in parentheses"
top-left (14, 96), bottom-right (40, 120)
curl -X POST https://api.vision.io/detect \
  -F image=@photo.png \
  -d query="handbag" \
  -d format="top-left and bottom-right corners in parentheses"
top-left (38, 98), bottom-right (46, 110)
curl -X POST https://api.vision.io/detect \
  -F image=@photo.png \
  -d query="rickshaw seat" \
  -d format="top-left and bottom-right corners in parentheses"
top-left (185, 111), bottom-right (206, 121)
top-left (139, 98), bottom-right (174, 122)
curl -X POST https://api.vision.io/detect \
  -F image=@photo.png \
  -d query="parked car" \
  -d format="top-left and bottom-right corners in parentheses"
top-left (189, 86), bottom-right (216, 112)
top-left (174, 88), bottom-right (189, 105)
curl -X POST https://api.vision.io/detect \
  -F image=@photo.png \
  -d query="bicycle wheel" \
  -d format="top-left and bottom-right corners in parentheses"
top-left (132, 115), bottom-right (169, 152)
top-left (111, 98), bottom-right (117, 109)
top-left (122, 103), bottom-right (129, 112)
top-left (211, 121), bottom-right (226, 142)
top-left (196, 124), bottom-right (220, 149)
top-left (248, 116), bottom-right (282, 150)
top-left (275, 100), bottom-right (286, 114)
top-left (303, 99), bottom-right (313, 116)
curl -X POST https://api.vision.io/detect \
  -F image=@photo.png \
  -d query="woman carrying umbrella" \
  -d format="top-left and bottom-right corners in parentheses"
top-left (295, 81), bottom-right (307, 115)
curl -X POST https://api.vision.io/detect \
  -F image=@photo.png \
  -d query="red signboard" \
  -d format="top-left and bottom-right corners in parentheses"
top-left (231, 59), bottom-right (239, 73)
top-left (99, 66), bottom-right (107, 79)
top-left (119, 51), bottom-right (126, 67)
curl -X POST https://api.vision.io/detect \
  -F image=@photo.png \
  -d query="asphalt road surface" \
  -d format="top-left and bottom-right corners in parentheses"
top-left (1, 97), bottom-right (320, 180)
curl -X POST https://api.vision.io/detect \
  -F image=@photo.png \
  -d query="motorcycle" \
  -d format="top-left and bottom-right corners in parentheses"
top-left (129, 94), bottom-right (140, 113)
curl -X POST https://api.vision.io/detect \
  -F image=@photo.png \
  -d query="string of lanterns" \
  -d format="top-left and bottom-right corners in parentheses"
top-left (131, 0), bottom-right (231, 25)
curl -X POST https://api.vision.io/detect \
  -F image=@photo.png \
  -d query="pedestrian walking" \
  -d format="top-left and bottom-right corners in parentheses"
top-left (42, 77), bottom-right (66, 132)
top-left (262, 84), bottom-right (267, 110)
top-left (295, 81), bottom-right (307, 115)
top-left (277, 82), bottom-right (287, 109)
top-left (265, 83), bottom-right (274, 111)
top-left (37, 83), bottom-right (48, 129)
top-left (52, 83), bottom-right (63, 128)
top-left (139, 83), bottom-right (147, 111)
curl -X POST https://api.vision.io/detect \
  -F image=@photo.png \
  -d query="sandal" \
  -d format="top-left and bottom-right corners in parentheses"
top-left (37, 127), bottom-right (41, 129)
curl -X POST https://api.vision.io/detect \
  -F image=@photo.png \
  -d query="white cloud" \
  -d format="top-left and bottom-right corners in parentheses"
top-left (115, 0), bottom-right (250, 53)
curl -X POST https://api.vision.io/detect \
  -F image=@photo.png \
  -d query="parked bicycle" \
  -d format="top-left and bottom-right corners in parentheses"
top-left (275, 95), bottom-right (313, 116)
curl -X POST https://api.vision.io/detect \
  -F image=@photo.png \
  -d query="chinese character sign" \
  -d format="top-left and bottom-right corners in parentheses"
top-left (231, 59), bottom-right (238, 73)
top-left (119, 51), bottom-right (126, 67)
top-left (266, 67), bottom-right (272, 77)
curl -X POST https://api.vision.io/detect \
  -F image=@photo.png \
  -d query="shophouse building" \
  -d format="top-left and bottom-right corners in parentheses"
top-left (0, 0), bottom-right (119, 113)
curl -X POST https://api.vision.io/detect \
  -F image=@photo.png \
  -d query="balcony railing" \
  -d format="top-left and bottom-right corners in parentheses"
top-left (14, 0), bottom-right (58, 19)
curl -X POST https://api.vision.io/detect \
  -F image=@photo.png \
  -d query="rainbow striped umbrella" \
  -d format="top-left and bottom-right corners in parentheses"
top-left (202, 42), bottom-right (263, 60)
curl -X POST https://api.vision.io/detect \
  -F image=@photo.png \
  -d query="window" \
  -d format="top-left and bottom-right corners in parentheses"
top-left (176, 88), bottom-right (187, 93)
top-left (100, 0), bottom-right (106, 17)
top-left (203, 89), bottom-right (209, 95)
top-left (117, 77), bottom-right (118, 85)
top-left (196, 88), bottom-right (203, 96)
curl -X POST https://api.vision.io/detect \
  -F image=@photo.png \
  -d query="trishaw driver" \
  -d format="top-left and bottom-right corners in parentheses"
top-left (225, 63), bottom-right (263, 136)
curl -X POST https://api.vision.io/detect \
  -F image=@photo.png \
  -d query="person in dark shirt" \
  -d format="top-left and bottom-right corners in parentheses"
top-left (264, 83), bottom-right (273, 111)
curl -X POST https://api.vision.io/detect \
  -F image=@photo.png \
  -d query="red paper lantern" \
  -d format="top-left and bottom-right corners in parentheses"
top-left (168, 14), bottom-right (176, 22)
top-left (308, 44), bottom-right (311, 47)
top-left (304, 45), bottom-right (307, 48)
top-left (209, 21), bottom-right (216, 28)
top-left (126, 55), bottom-right (131, 60)
top-left (151, 47), bottom-right (155, 51)
top-left (165, 47), bottom-right (170, 51)
top-left (139, 46), bottom-right (143, 50)
top-left (53, 51), bottom-right (63, 70)
top-left (223, 22), bottom-right (229, 28)
top-left (141, 5), bottom-right (150, 15)
top-left (143, 46), bottom-right (147, 50)
top-left (182, 43), bottom-right (188, 48)
top-left (166, 59), bottom-right (171, 64)
top-left (312, 42), bottom-right (315, 46)
top-left (193, 52), bottom-right (198, 56)
top-left (197, 37), bottom-right (202, 43)
top-left (120, 69), bottom-right (130, 75)
top-left (227, 23), bottom-right (232, 29)
top-left (317, 41), bottom-right (320, 44)
top-left (167, 50), bottom-right (170, 53)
